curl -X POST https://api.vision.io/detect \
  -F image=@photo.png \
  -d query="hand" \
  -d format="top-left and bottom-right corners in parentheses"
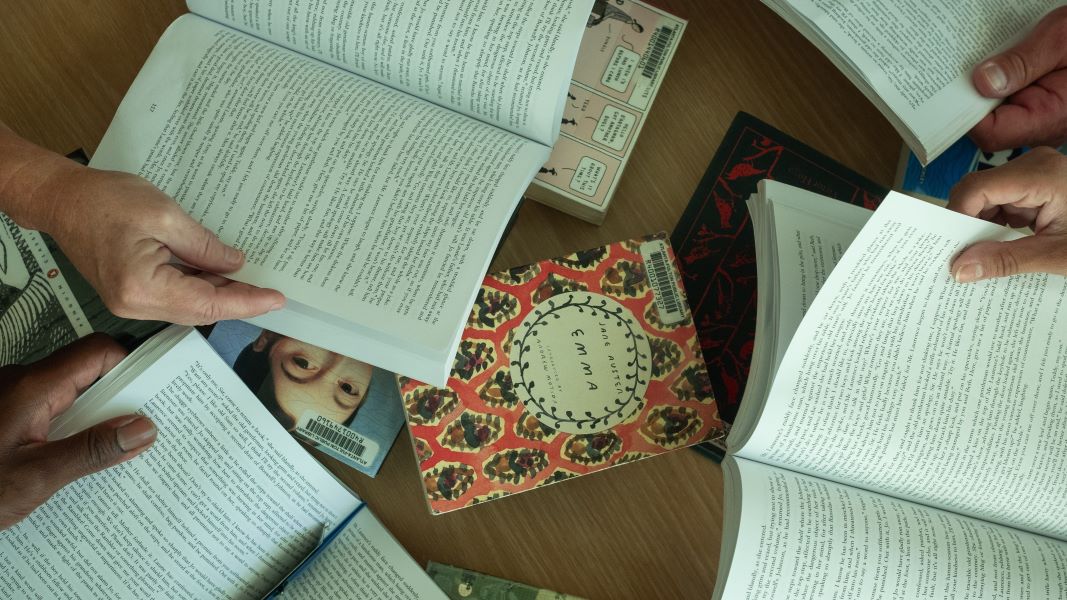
top-left (40, 166), bottom-right (286, 325)
top-left (0, 123), bottom-right (285, 325)
top-left (0, 334), bottom-right (156, 530)
top-left (948, 147), bottom-right (1067, 282)
top-left (969, 7), bottom-right (1067, 151)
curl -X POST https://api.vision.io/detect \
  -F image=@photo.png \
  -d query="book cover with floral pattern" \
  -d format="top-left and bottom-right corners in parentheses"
top-left (400, 233), bottom-right (724, 514)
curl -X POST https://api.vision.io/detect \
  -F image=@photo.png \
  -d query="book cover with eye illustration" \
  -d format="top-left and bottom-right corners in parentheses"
top-left (399, 234), bottom-right (725, 514)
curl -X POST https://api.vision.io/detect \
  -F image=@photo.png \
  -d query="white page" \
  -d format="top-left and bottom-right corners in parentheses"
top-left (91, 15), bottom-right (549, 383)
top-left (186, 0), bottom-right (593, 146)
top-left (767, 0), bottom-right (1056, 161)
top-left (734, 182), bottom-right (871, 438)
top-left (737, 192), bottom-right (1067, 540)
top-left (279, 507), bottom-right (447, 599)
top-left (714, 457), bottom-right (1067, 600)
top-left (0, 327), bottom-right (359, 599)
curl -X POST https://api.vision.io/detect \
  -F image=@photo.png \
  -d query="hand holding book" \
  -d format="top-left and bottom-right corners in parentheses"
top-left (949, 147), bottom-right (1067, 282)
top-left (0, 124), bottom-right (285, 326)
top-left (0, 334), bottom-right (155, 530)
top-left (970, 7), bottom-right (1067, 151)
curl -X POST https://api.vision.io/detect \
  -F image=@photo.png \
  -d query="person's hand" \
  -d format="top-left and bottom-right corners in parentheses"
top-left (38, 165), bottom-right (286, 325)
top-left (0, 334), bottom-right (156, 530)
top-left (948, 147), bottom-right (1067, 282)
top-left (969, 7), bottom-right (1067, 151)
top-left (0, 123), bottom-right (285, 325)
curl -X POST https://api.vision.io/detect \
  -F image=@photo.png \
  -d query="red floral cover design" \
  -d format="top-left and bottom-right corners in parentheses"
top-left (400, 234), bottom-right (724, 514)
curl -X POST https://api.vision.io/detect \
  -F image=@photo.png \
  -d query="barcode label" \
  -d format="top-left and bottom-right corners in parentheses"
top-left (640, 239), bottom-right (687, 325)
top-left (295, 412), bottom-right (378, 467)
top-left (641, 26), bottom-right (675, 80)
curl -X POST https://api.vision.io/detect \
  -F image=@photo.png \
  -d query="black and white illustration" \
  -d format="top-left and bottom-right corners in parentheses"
top-left (0, 214), bottom-right (91, 365)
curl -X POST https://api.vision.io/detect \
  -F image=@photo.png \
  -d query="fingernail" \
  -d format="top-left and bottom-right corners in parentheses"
top-left (117, 417), bottom-right (157, 452)
top-left (954, 263), bottom-right (984, 283)
top-left (979, 61), bottom-right (1008, 94)
top-left (271, 299), bottom-right (287, 311)
top-left (225, 246), bottom-right (244, 265)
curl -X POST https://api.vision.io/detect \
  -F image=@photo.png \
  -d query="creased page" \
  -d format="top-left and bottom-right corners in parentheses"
top-left (714, 457), bottom-right (1067, 600)
top-left (91, 15), bottom-right (549, 378)
top-left (736, 192), bottom-right (1067, 541)
top-left (0, 328), bottom-right (359, 599)
top-left (187, 0), bottom-right (593, 145)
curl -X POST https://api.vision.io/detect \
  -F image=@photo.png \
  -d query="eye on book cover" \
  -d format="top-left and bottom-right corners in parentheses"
top-left (400, 234), bottom-right (725, 514)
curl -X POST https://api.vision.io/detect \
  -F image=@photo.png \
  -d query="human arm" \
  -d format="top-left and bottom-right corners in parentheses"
top-left (969, 7), bottom-right (1067, 151)
top-left (0, 334), bottom-right (156, 530)
top-left (948, 147), bottom-right (1067, 282)
top-left (0, 122), bottom-right (285, 324)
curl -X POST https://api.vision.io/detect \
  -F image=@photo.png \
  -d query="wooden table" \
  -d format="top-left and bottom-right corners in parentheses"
top-left (0, 1), bottom-right (901, 598)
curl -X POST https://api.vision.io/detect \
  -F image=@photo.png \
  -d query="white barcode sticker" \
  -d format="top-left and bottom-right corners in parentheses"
top-left (639, 239), bottom-right (687, 325)
top-left (639, 25), bottom-right (675, 82)
top-left (294, 412), bottom-right (379, 468)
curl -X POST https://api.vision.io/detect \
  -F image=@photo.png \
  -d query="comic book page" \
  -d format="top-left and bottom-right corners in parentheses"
top-left (529, 0), bottom-right (685, 222)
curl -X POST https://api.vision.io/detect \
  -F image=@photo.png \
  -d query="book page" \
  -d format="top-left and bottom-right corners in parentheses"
top-left (736, 183), bottom-right (871, 434)
top-left (186, 0), bottom-right (593, 146)
top-left (737, 192), bottom-right (1067, 540)
top-left (0, 327), bottom-right (360, 599)
top-left (714, 457), bottom-right (1067, 600)
top-left (91, 15), bottom-right (550, 383)
top-left (278, 507), bottom-right (446, 599)
top-left (768, 0), bottom-right (1054, 159)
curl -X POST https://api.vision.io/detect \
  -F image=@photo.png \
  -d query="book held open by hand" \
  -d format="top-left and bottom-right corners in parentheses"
top-left (90, 0), bottom-right (594, 387)
top-left (0, 326), bottom-right (446, 599)
top-left (713, 181), bottom-right (1067, 598)
top-left (761, 0), bottom-right (1058, 164)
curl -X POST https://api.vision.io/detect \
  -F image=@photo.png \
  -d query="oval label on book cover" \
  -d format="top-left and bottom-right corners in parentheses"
top-left (510, 291), bottom-right (651, 434)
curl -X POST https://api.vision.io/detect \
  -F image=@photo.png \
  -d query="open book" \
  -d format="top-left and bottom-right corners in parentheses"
top-left (713, 181), bottom-right (1067, 598)
top-left (761, 0), bottom-right (1056, 164)
top-left (89, 1), bottom-right (593, 387)
top-left (0, 326), bottom-right (446, 599)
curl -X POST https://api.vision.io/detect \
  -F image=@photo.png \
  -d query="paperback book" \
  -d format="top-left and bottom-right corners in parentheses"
top-left (527, 0), bottom-right (686, 224)
top-left (670, 112), bottom-right (887, 441)
top-left (0, 326), bottom-right (446, 599)
top-left (713, 180), bottom-right (1067, 598)
top-left (90, 0), bottom-right (595, 386)
top-left (400, 234), bottom-right (725, 514)
top-left (207, 320), bottom-right (405, 477)
top-left (761, 0), bottom-right (1054, 163)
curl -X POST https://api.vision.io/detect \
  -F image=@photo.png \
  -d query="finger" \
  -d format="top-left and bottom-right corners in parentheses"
top-left (968, 70), bottom-right (1067, 151)
top-left (973, 7), bottom-right (1067, 98)
top-left (146, 265), bottom-right (286, 325)
top-left (951, 235), bottom-right (1067, 282)
top-left (948, 148), bottom-right (1067, 217)
top-left (157, 209), bottom-right (245, 274)
top-left (23, 415), bottom-right (156, 504)
top-left (24, 334), bottom-right (128, 420)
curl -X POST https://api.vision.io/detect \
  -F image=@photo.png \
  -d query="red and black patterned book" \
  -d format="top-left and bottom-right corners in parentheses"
top-left (399, 234), bottom-right (725, 514)
top-left (671, 112), bottom-right (888, 443)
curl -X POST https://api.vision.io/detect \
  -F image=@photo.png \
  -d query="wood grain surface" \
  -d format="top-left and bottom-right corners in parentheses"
top-left (0, 1), bottom-right (901, 598)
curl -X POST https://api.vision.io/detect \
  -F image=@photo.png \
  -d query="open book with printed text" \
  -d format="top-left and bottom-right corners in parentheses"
top-left (761, 0), bottom-right (1058, 164)
top-left (90, 0), bottom-right (594, 387)
top-left (713, 181), bottom-right (1067, 598)
top-left (0, 326), bottom-right (447, 599)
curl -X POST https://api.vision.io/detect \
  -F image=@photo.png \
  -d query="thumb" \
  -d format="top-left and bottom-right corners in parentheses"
top-left (161, 210), bottom-right (245, 274)
top-left (973, 9), bottom-right (1067, 98)
top-left (951, 236), bottom-right (1067, 282)
top-left (30, 415), bottom-right (156, 497)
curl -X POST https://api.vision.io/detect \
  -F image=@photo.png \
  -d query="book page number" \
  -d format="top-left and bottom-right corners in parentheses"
top-left (149, 103), bottom-right (158, 113)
